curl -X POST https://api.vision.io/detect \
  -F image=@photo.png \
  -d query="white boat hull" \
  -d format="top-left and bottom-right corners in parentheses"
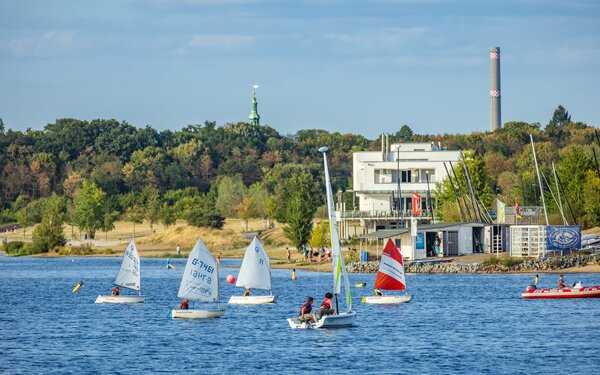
top-left (228, 295), bottom-right (277, 304)
top-left (288, 311), bottom-right (357, 329)
top-left (95, 295), bottom-right (145, 304)
top-left (363, 294), bottom-right (412, 304)
top-left (171, 309), bottom-right (225, 319)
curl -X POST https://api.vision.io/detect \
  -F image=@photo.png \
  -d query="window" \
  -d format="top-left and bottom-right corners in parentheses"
top-left (401, 170), bottom-right (411, 183)
top-left (374, 169), bottom-right (392, 184)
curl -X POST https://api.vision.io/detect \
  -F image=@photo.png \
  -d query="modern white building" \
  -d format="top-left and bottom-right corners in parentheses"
top-left (339, 138), bottom-right (462, 239)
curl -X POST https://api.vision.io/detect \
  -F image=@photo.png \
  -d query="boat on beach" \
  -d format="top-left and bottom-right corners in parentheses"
top-left (522, 283), bottom-right (600, 299)
top-left (363, 239), bottom-right (412, 305)
top-left (95, 240), bottom-right (144, 304)
top-left (171, 239), bottom-right (225, 319)
top-left (287, 146), bottom-right (356, 329)
top-left (228, 237), bottom-right (276, 304)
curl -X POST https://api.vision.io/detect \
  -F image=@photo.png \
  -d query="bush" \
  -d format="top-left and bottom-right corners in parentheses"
top-left (482, 256), bottom-right (501, 266)
top-left (501, 257), bottom-right (523, 267)
top-left (2, 240), bottom-right (26, 256)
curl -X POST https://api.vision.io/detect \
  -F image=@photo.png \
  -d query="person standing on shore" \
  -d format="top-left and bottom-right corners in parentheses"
top-left (176, 244), bottom-right (181, 256)
top-left (286, 247), bottom-right (291, 263)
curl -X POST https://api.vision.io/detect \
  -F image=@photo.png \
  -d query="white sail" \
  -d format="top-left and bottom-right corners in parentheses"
top-left (321, 147), bottom-right (352, 312)
top-left (177, 239), bottom-right (219, 302)
top-left (114, 240), bottom-right (141, 291)
top-left (235, 237), bottom-right (272, 291)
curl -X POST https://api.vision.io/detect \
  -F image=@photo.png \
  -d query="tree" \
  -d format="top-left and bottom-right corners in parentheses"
top-left (235, 196), bottom-right (256, 231)
top-left (31, 193), bottom-right (67, 253)
top-left (395, 125), bottom-right (413, 142)
top-left (124, 205), bottom-right (145, 238)
top-left (583, 171), bottom-right (600, 227)
top-left (549, 105), bottom-right (571, 127)
top-left (73, 180), bottom-right (106, 239)
top-left (159, 203), bottom-right (177, 229)
top-left (282, 173), bottom-right (318, 250)
top-left (215, 175), bottom-right (247, 217)
top-left (184, 192), bottom-right (224, 229)
top-left (309, 222), bottom-right (329, 248)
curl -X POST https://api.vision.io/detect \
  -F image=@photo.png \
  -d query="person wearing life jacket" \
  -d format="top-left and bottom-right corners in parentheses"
top-left (178, 299), bottom-right (189, 310)
top-left (317, 292), bottom-right (335, 319)
top-left (111, 286), bottom-right (120, 296)
top-left (243, 288), bottom-right (251, 297)
top-left (558, 275), bottom-right (570, 289)
top-left (298, 296), bottom-right (316, 323)
top-left (374, 289), bottom-right (383, 296)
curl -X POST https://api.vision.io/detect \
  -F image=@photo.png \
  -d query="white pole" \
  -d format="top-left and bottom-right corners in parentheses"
top-left (530, 134), bottom-right (549, 225)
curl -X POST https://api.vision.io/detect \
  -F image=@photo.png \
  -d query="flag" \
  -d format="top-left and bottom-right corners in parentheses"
top-left (496, 199), bottom-right (506, 223)
top-left (412, 192), bottom-right (421, 215)
top-left (515, 198), bottom-right (522, 219)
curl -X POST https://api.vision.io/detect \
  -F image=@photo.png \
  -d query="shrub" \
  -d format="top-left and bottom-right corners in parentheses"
top-left (3, 240), bottom-right (26, 256)
top-left (482, 256), bottom-right (501, 266)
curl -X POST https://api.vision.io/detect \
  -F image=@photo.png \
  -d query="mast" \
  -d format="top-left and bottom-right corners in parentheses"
top-left (396, 145), bottom-right (403, 227)
top-left (530, 134), bottom-right (549, 225)
top-left (552, 162), bottom-right (568, 225)
top-left (449, 161), bottom-right (472, 222)
top-left (216, 253), bottom-right (221, 310)
top-left (443, 162), bottom-right (465, 222)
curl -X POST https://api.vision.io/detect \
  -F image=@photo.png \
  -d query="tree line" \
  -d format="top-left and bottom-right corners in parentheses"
top-left (0, 105), bottom-right (598, 253)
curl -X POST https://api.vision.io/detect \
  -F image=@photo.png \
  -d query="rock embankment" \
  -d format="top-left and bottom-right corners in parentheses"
top-left (346, 255), bottom-right (597, 274)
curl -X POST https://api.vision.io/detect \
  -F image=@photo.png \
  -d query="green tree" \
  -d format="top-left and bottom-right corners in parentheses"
top-left (159, 202), bottom-right (177, 229)
top-left (215, 175), bottom-right (247, 217)
top-left (73, 180), bottom-right (106, 239)
top-left (395, 125), bottom-right (414, 142)
top-left (309, 222), bottom-right (329, 248)
top-left (183, 191), bottom-right (224, 229)
top-left (124, 205), bottom-right (145, 238)
top-left (549, 105), bottom-right (571, 127)
top-left (282, 173), bottom-right (318, 250)
top-left (30, 193), bottom-right (67, 253)
top-left (583, 171), bottom-right (600, 226)
top-left (235, 196), bottom-right (256, 232)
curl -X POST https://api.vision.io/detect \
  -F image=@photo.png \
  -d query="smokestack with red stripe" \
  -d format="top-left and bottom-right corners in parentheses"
top-left (490, 47), bottom-right (501, 131)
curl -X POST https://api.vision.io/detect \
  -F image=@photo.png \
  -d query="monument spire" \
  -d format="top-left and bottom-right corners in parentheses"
top-left (249, 85), bottom-right (260, 125)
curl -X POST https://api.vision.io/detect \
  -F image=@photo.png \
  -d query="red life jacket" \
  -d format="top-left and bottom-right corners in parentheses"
top-left (320, 298), bottom-right (332, 309)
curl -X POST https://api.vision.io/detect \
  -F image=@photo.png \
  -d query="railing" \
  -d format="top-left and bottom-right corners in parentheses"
top-left (338, 209), bottom-right (435, 220)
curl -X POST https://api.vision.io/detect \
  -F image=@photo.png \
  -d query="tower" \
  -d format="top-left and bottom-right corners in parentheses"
top-left (249, 86), bottom-right (260, 125)
top-left (490, 47), bottom-right (501, 131)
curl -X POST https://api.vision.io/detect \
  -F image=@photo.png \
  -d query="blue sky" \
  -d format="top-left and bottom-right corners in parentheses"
top-left (0, 0), bottom-right (598, 138)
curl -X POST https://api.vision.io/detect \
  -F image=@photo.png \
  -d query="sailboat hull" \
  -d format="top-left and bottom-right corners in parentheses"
top-left (228, 295), bottom-right (277, 304)
top-left (95, 295), bottom-right (145, 304)
top-left (288, 311), bottom-right (357, 329)
top-left (363, 294), bottom-right (412, 304)
top-left (171, 309), bottom-right (225, 319)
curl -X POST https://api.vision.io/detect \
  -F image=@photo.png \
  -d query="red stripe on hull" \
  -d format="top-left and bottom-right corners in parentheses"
top-left (522, 286), bottom-right (600, 299)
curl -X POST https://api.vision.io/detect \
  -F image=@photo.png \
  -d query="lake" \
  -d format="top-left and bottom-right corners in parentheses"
top-left (1, 255), bottom-right (599, 374)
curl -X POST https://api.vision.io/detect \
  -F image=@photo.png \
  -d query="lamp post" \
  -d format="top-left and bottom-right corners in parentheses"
top-left (425, 170), bottom-right (432, 223)
top-left (396, 145), bottom-right (403, 228)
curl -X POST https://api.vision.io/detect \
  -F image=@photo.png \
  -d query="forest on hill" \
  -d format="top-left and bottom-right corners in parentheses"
top-left (0, 104), bottom-right (598, 254)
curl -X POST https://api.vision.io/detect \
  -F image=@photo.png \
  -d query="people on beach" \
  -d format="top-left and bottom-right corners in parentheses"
top-left (286, 247), bottom-right (291, 263)
top-left (178, 299), bottom-right (189, 310)
top-left (298, 296), bottom-right (316, 323)
top-left (176, 244), bottom-right (181, 256)
top-left (111, 286), bottom-right (120, 296)
top-left (317, 292), bottom-right (335, 319)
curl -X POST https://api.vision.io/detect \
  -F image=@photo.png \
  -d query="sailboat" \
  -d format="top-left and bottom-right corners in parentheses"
top-left (95, 239), bottom-right (144, 303)
top-left (363, 239), bottom-right (412, 304)
top-left (171, 239), bottom-right (225, 319)
top-left (228, 236), bottom-right (277, 304)
top-left (287, 146), bottom-right (356, 329)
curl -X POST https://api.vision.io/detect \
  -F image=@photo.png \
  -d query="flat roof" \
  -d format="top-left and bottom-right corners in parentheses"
top-left (356, 229), bottom-right (409, 239)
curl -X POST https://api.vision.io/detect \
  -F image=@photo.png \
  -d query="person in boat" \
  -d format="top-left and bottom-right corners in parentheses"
top-left (558, 275), bottom-right (571, 289)
top-left (298, 296), bottom-right (316, 323)
top-left (374, 289), bottom-right (383, 296)
top-left (243, 288), bottom-right (251, 297)
top-left (317, 292), bottom-right (335, 319)
top-left (111, 286), bottom-right (120, 296)
top-left (178, 299), bottom-right (189, 310)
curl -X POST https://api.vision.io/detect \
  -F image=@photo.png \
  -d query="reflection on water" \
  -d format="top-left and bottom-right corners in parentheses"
top-left (1, 256), bottom-right (599, 374)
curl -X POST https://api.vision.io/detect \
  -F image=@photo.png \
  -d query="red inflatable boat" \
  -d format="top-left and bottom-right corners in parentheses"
top-left (522, 284), bottom-right (600, 299)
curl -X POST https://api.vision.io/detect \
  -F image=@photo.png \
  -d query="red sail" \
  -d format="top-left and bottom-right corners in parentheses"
top-left (374, 239), bottom-right (407, 291)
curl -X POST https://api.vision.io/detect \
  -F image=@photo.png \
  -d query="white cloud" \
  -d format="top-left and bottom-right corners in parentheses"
top-left (187, 34), bottom-right (255, 49)
top-left (5, 30), bottom-right (75, 57)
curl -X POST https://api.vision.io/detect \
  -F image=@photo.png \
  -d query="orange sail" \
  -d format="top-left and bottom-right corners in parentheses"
top-left (374, 239), bottom-right (407, 291)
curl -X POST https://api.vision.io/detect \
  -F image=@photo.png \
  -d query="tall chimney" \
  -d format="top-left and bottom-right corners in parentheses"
top-left (490, 47), bottom-right (501, 131)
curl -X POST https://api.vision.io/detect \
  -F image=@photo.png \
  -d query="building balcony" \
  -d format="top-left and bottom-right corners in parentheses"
top-left (338, 209), bottom-right (435, 220)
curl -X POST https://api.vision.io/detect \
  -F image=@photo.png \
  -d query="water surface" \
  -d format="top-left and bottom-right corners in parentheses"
top-left (1, 255), bottom-right (599, 374)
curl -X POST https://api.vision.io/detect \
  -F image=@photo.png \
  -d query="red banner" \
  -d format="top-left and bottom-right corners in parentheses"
top-left (412, 192), bottom-right (421, 215)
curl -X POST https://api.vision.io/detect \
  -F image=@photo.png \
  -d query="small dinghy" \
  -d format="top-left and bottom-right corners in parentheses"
top-left (95, 240), bottom-right (144, 304)
top-left (228, 237), bottom-right (276, 304)
top-left (522, 283), bottom-right (600, 299)
top-left (363, 239), bottom-right (412, 305)
top-left (287, 147), bottom-right (356, 329)
top-left (171, 239), bottom-right (225, 319)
